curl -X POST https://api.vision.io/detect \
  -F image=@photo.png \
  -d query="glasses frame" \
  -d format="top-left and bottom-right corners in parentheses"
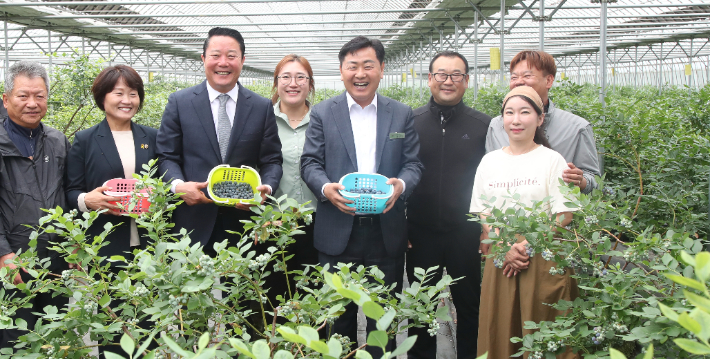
top-left (277, 74), bottom-right (311, 86)
top-left (432, 72), bottom-right (467, 83)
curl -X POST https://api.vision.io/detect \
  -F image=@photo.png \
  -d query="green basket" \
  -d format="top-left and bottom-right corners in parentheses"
top-left (207, 165), bottom-right (261, 206)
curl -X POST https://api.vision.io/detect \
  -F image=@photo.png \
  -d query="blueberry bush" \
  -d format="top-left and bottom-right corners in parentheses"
top-left (0, 161), bottom-right (456, 358)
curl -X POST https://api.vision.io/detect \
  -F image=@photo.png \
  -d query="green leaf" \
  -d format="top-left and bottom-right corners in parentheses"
top-left (674, 338), bottom-right (710, 355)
top-left (389, 335), bottom-right (417, 358)
top-left (337, 287), bottom-right (362, 302)
top-left (475, 354), bottom-right (488, 359)
top-left (277, 327), bottom-right (307, 345)
top-left (685, 290), bottom-right (710, 314)
top-left (377, 309), bottom-right (396, 331)
top-left (664, 274), bottom-right (706, 291)
top-left (681, 251), bottom-right (696, 266)
top-left (135, 332), bottom-right (157, 357)
top-left (435, 306), bottom-right (452, 322)
top-left (162, 334), bottom-right (196, 357)
top-left (120, 333), bottom-right (135, 357)
top-left (252, 340), bottom-right (271, 359)
top-left (609, 348), bottom-right (627, 359)
top-left (104, 353), bottom-right (126, 359)
top-left (310, 340), bottom-right (330, 354)
top-left (274, 350), bottom-right (295, 359)
top-left (643, 344), bottom-right (654, 359)
top-left (363, 301), bottom-right (384, 320)
top-left (366, 330), bottom-right (389, 349)
top-left (697, 252), bottom-right (710, 282)
top-left (678, 312), bottom-right (702, 335)
top-left (198, 332), bottom-right (209, 350)
top-left (99, 295), bottom-right (110, 307)
top-left (327, 337), bottom-right (343, 358)
top-left (228, 338), bottom-right (256, 358)
top-left (658, 303), bottom-right (679, 321)
top-left (355, 350), bottom-right (373, 359)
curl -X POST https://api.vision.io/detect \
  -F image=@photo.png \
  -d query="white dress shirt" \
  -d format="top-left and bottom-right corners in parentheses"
top-left (205, 82), bottom-right (239, 141)
top-left (346, 92), bottom-right (378, 174)
top-left (322, 92), bottom-right (405, 196)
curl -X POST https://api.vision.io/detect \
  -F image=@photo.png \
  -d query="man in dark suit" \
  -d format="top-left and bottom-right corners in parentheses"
top-left (156, 27), bottom-right (282, 252)
top-left (301, 36), bottom-right (423, 357)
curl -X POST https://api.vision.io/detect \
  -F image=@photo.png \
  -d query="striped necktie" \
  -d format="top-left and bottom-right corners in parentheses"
top-left (217, 93), bottom-right (231, 162)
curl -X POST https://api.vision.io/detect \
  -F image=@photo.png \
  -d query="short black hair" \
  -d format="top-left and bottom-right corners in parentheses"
top-left (203, 27), bottom-right (245, 57)
top-left (338, 36), bottom-right (385, 65)
top-left (429, 51), bottom-right (469, 74)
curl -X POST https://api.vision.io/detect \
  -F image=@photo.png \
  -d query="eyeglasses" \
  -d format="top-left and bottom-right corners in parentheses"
top-left (432, 72), bottom-right (467, 83)
top-left (278, 74), bottom-right (310, 86)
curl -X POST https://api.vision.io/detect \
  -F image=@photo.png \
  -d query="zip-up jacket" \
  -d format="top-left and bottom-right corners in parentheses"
top-left (407, 97), bottom-right (491, 229)
top-left (0, 117), bottom-right (70, 264)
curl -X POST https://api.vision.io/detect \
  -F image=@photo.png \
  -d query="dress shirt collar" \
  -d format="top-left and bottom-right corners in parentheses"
top-left (345, 92), bottom-right (378, 111)
top-left (206, 81), bottom-right (239, 103)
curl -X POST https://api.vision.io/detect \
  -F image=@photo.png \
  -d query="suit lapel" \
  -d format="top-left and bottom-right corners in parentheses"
top-left (375, 95), bottom-right (392, 172)
top-left (191, 81), bottom-right (221, 161)
top-left (94, 119), bottom-right (124, 179)
top-left (331, 93), bottom-right (358, 170)
top-left (225, 83), bottom-right (252, 162)
top-left (131, 123), bottom-right (150, 175)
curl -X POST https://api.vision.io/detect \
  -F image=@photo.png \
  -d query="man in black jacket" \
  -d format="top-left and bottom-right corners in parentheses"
top-left (406, 51), bottom-right (491, 359)
top-left (0, 61), bottom-right (70, 349)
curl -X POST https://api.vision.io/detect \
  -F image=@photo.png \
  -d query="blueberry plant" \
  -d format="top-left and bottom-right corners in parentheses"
top-left (0, 161), bottom-right (455, 358)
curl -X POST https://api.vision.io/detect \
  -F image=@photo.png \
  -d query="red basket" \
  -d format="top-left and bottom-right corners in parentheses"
top-left (103, 178), bottom-right (151, 214)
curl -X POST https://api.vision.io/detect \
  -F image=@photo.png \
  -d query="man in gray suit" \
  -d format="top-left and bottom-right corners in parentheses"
top-left (301, 36), bottom-right (423, 356)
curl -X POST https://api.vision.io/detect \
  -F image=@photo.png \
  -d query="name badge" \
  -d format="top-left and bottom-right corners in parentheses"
top-left (389, 132), bottom-right (405, 139)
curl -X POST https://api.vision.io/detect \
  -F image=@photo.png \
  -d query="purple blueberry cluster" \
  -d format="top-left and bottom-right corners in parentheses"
top-left (213, 181), bottom-right (254, 199)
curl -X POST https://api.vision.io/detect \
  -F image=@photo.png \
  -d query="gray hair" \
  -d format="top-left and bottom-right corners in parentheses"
top-left (4, 61), bottom-right (49, 95)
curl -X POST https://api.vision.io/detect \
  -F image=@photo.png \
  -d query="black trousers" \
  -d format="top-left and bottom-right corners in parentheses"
top-left (0, 257), bottom-right (69, 350)
top-left (406, 221), bottom-right (482, 359)
top-left (319, 216), bottom-right (405, 358)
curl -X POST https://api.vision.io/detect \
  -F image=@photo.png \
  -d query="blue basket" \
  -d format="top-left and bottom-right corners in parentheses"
top-left (338, 173), bottom-right (393, 214)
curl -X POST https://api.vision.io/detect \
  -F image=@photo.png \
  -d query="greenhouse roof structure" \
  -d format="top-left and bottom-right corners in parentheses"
top-left (0, 0), bottom-right (709, 87)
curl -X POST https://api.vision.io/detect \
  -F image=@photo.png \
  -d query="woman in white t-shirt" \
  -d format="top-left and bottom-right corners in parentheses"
top-left (471, 86), bottom-right (579, 359)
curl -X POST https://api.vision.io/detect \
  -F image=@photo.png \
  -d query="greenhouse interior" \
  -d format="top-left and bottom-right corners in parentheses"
top-left (0, 0), bottom-right (710, 358)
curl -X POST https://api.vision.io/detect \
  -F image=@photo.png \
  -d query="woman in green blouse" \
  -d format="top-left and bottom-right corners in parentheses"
top-left (271, 54), bottom-right (318, 292)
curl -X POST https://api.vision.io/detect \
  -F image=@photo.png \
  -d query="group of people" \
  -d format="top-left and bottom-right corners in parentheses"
top-left (0, 25), bottom-right (601, 359)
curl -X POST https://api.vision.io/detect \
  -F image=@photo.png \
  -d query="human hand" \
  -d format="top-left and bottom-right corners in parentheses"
top-left (176, 181), bottom-right (213, 206)
top-left (235, 185), bottom-right (271, 211)
top-left (0, 252), bottom-right (24, 285)
top-left (479, 241), bottom-right (492, 257)
top-left (382, 178), bottom-right (404, 214)
top-left (84, 186), bottom-right (122, 215)
top-left (323, 183), bottom-right (355, 215)
top-left (502, 242), bottom-right (530, 278)
top-left (562, 163), bottom-right (587, 190)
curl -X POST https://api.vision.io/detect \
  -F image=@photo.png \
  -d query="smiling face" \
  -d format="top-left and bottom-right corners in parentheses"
top-left (428, 56), bottom-right (468, 106)
top-left (503, 96), bottom-right (544, 145)
top-left (509, 60), bottom-right (554, 104)
top-left (340, 47), bottom-right (384, 108)
top-left (202, 35), bottom-right (244, 93)
top-left (103, 77), bottom-right (140, 124)
top-left (277, 61), bottom-right (311, 108)
top-left (2, 75), bottom-right (47, 129)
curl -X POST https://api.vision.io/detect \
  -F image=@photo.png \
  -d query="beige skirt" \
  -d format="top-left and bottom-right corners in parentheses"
top-left (477, 253), bottom-right (580, 359)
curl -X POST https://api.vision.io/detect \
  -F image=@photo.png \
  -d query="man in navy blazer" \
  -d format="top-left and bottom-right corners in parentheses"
top-left (301, 36), bottom-right (423, 356)
top-left (157, 27), bottom-right (282, 250)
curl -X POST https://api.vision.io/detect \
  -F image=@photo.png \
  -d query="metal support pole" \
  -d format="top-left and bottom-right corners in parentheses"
top-left (474, 11), bottom-right (479, 101)
top-left (689, 38), bottom-right (694, 91)
top-left (599, 0), bottom-right (607, 105)
top-left (659, 42), bottom-right (663, 95)
top-left (419, 39), bottom-right (423, 100)
top-left (439, 30), bottom-right (443, 52)
top-left (539, 0), bottom-right (545, 50)
top-left (634, 46), bottom-right (638, 88)
top-left (500, 0), bottom-right (505, 86)
top-left (454, 22), bottom-right (459, 51)
top-left (47, 30), bottom-right (52, 76)
top-left (3, 20), bottom-right (8, 77)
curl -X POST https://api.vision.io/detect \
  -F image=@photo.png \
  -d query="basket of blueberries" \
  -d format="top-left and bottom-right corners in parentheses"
top-left (207, 165), bottom-right (261, 206)
top-left (338, 173), bottom-right (393, 214)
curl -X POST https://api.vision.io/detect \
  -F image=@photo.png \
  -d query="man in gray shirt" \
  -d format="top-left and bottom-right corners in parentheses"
top-left (486, 50), bottom-right (600, 194)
